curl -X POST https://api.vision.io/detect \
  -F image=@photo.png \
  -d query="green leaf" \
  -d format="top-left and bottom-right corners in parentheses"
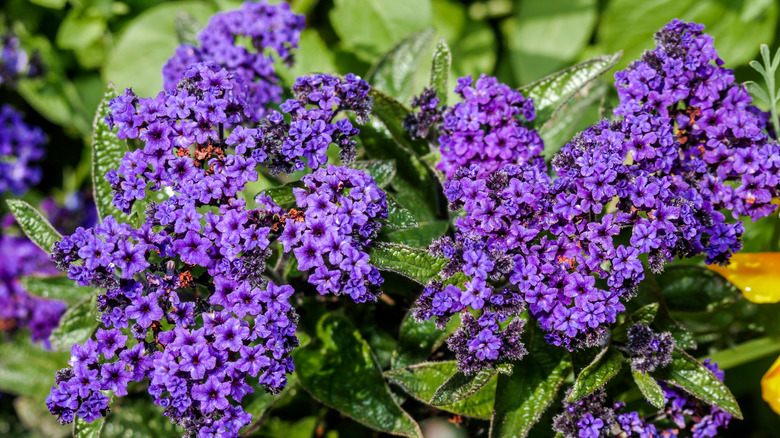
top-left (631, 368), bottom-right (665, 409)
top-left (49, 295), bottom-right (99, 352)
top-left (56, 10), bottom-right (106, 50)
top-left (92, 84), bottom-right (132, 224)
top-left (329, 0), bottom-right (433, 60)
top-left (430, 366), bottom-right (499, 406)
top-left (384, 220), bottom-right (449, 248)
top-left (369, 242), bottom-right (446, 284)
top-left (703, 336), bottom-right (780, 370)
top-left (174, 12), bottom-right (202, 45)
top-left (386, 361), bottom-right (495, 419)
top-left (538, 81), bottom-right (606, 158)
top-left (613, 303), bottom-right (659, 343)
top-left (351, 160), bottom-right (397, 188)
top-left (0, 338), bottom-right (69, 399)
top-left (505, 0), bottom-right (598, 85)
top-left (384, 196), bottom-right (420, 231)
top-left (519, 52), bottom-right (622, 126)
top-left (294, 313), bottom-right (423, 437)
top-left (652, 349), bottom-right (742, 419)
top-left (369, 89), bottom-right (431, 157)
top-left (367, 28), bottom-right (435, 103)
top-left (260, 183), bottom-right (302, 207)
top-left (5, 200), bottom-right (62, 255)
top-left (429, 38), bottom-right (451, 107)
top-left (568, 347), bottom-right (624, 401)
top-left (490, 327), bottom-right (571, 438)
top-left (19, 276), bottom-right (96, 307)
top-left (392, 310), bottom-right (460, 369)
top-left (28, 0), bottom-right (67, 8)
top-left (73, 400), bottom-right (110, 438)
top-left (655, 265), bottom-right (741, 312)
top-left (241, 374), bottom-right (299, 436)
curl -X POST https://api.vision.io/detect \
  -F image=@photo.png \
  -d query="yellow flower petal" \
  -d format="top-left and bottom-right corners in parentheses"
top-left (707, 252), bottom-right (780, 304)
top-left (762, 355), bottom-right (780, 415)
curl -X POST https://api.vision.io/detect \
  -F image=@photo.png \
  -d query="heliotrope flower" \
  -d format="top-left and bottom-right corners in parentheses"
top-left (0, 104), bottom-right (45, 195)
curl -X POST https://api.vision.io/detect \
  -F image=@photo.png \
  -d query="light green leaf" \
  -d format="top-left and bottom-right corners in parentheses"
top-left (703, 336), bottom-right (780, 370)
top-left (260, 182), bottom-right (304, 207)
top-left (632, 367), bottom-right (666, 409)
top-left (92, 84), bottom-right (132, 224)
top-left (293, 313), bottom-right (423, 437)
top-left (49, 295), bottom-right (99, 352)
top-left (652, 349), bottom-right (742, 419)
top-left (19, 276), bottom-right (96, 307)
top-left (367, 28), bottom-right (435, 104)
top-left (429, 38), bottom-right (451, 107)
top-left (392, 310), bottom-right (460, 370)
top-left (430, 366), bottom-right (499, 406)
top-left (369, 242), bottom-right (446, 284)
top-left (6, 200), bottom-right (62, 255)
top-left (568, 347), bottom-right (624, 401)
top-left (386, 361), bottom-right (495, 419)
top-left (0, 338), bottom-right (69, 399)
top-left (73, 400), bottom-right (110, 438)
top-left (351, 160), bottom-right (397, 188)
top-left (56, 10), bottom-right (106, 50)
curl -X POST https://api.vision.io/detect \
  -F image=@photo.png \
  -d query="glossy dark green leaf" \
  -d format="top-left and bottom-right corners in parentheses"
top-left (655, 265), bottom-right (741, 312)
top-left (429, 38), bottom-right (451, 107)
top-left (392, 310), bottom-right (459, 369)
top-left (49, 295), bottom-right (99, 352)
top-left (613, 303), bottom-right (658, 343)
top-left (358, 119), bottom-right (430, 191)
top-left (384, 220), bottom-right (449, 248)
top-left (519, 52), bottom-right (621, 126)
top-left (19, 275), bottom-right (96, 306)
top-left (490, 327), bottom-right (571, 438)
top-left (367, 28), bottom-right (434, 103)
top-left (293, 313), bottom-right (422, 437)
top-left (631, 273), bottom-right (697, 350)
top-left (369, 242), bottom-right (446, 284)
top-left (632, 367), bottom-right (665, 409)
top-left (92, 84), bottom-right (132, 224)
top-left (385, 361), bottom-right (495, 419)
top-left (652, 349), bottom-right (742, 419)
top-left (6, 200), bottom-right (62, 255)
top-left (0, 338), bottom-right (69, 399)
top-left (384, 196), bottom-right (420, 231)
top-left (390, 176), bottom-right (436, 222)
top-left (351, 160), bottom-right (397, 188)
top-left (370, 89), bottom-right (430, 157)
top-left (430, 366), bottom-right (500, 406)
top-left (568, 347), bottom-right (624, 401)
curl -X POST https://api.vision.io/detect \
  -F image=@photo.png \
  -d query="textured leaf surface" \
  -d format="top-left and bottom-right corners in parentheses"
top-left (429, 38), bottom-right (451, 107)
top-left (385, 220), bottom-right (449, 248)
top-left (652, 349), bottom-right (742, 419)
top-left (632, 368), bottom-right (665, 409)
top-left (490, 327), bottom-right (571, 438)
top-left (656, 265), bottom-right (741, 312)
top-left (568, 347), bottom-right (624, 401)
top-left (430, 366), bottom-right (499, 406)
top-left (6, 200), bottom-right (62, 255)
top-left (392, 311), bottom-right (459, 369)
top-left (370, 89), bottom-right (430, 157)
top-left (367, 28), bottom-right (434, 103)
top-left (73, 405), bottom-right (109, 438)
top-left (369, 242), bottom-right (446, 284)
top-left (19, 276), bottom-right (96, 306)
top-left (384, 196), bottom-right (420, 231)
top-left (92, 83), bottom-right (132, 224)
top-left (519, 52), bottom-right (621, 126)
top-left (351, 160), bottom-right (397, 188)
top-left (294, 314), bottom-right (422, 437)
top-left (49, 295), bottom-right (99, 352)
top-left (386, 361), bottom-right (495, 419)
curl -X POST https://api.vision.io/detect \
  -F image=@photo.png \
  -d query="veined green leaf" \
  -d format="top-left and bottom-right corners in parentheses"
top-left (429, 38), bottom-right (451, 107)
top-left (430, 366), bottom-right (499, 406)
top-left (351, 160), bottom-right (397, 188)
top-left (568, 347), bottom-right (624, 401)
top-left (0, 338), bottom-right (70, 399)
top-left (655, 265), bottom-right (741, 313)
top-left (384, 196), bottom-right (420, 231)
top-left (49, 295), bottom-right (99, 352)
top-left (392, 310), bottom-right (460, 369)
top-left (19, 276), bottom-right (97, 306)
top-left (367, 28), bottom-right (434, 104)
top-left (632, 367), bottom-right (665, 409)
top-left (6, 200), bottom-right (61, 255)
top-left (369, 242), bottom-right (446, 284)
top-left (369, 89), bottom-right (430, 157)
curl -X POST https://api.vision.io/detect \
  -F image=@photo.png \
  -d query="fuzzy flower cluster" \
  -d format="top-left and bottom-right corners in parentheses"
top-left (626, 323), bottom-right (675, 373)
top-left (0, 104), bottom-right (45, 195)
top-left (437, 74), bottom-right (543, 178)
top-left (0, 32), bottom-right (42, 85)
top-left (553, 360), bottom-right (731, 438)
top-left (163, 1), bottom-right (304, 121)
top-left (403, 87), bottom-right (443, 140)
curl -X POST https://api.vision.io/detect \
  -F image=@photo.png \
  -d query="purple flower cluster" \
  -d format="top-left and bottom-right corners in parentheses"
top-left (163, 1), bottom-right (305, 121)
top-left (626, 323), bottom-right (675, 373)
top-left (1, 32), bottom-right (42, 85)
top-left (553, 360), bottom-right (731, 438)
top-left (106, 62), bottom-right (369, 214)
top-left (403, 87), bottom-right (443, 140)
top-left (0, 104), bottom-right (45, 195)
top-left (437, 74), bottom-right (543, 178)
top-left (280, 165), bottom-right (388, 303)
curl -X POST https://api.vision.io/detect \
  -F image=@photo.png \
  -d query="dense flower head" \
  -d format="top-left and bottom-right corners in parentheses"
top-left (553, 360), bottom-right (731, 437)
top-left (403, 87), bottom-right (443, 140)
top-left (0, 104), bottom-right (45, 195)
top-left (626, 323), bottom-right (675, 373)
top-left (437, 74), bottom-right (543, 178)
top-left (106, 61), bottom-right (370, 214)
top-left (163, 1), bottom-right (305, 120)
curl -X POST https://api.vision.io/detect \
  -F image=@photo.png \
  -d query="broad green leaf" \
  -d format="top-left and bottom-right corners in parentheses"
top-left (369, 242), bottom-right (446, 284)
top-left (490, 327), bottom-right (571, 438)
top-left (386, 361), bottom-right (495, 419)
top-left (429, 38), bottom-right (451, 107)
top-left (19, 275), bottom-right (96, 306)
top-left (655, 265), bottom-right (741, 312)
top-left (390, 176), bottom-right (437, 222)
top-left (704, 336), bottom-right (780, 370)
top-left (56, 10), bottom-right (106, 50)
top-left (632, 367), bottom-right (665, 409)
top-left (568, 347), bottom-right (624, 401)
top-left (6, 200), bottom-right (62, 255)
top-left (384, 196), bottom-right (420, 231)
top-left (430, 366), bottom-right (500, 406)
top-left (505, 0), bottom-right (598, 85)
top-left (370, 89), bottom-right (431, 157)
top-left (351, 160), bottom-right (397, 188)
top-left (329, 0), bottom-right (433, 60)
top-left (49, 295), bottom-right (99, 352)
top-left (74, 398), bottom-right (110, 438)
top-left (539, 81), bottom-right (606, 158)
top-left (367, 28), bottom-right (435, 103)
top-left (385, 220), bottom-right (449, 248)
top-left (612, 303), bottom-right (659, 343)
top-left (652, 349), bottom-right (742, 419)
top-left (261, 185), bottom-right (298, 207)
top-left (104, 2), bottom-right (216, 97)
top-left (293, 313), bottom-right (423, 437)
top-left (630, 273), bottom-right (697, 350)
top-left (93, 84), bottom-right (132, 224)
top-left (0, 338), bottom-right (69, 399)
top-left (392, 310), bottom-right (460, 369)
top-left (519, 52), bottom-right (622, 126)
